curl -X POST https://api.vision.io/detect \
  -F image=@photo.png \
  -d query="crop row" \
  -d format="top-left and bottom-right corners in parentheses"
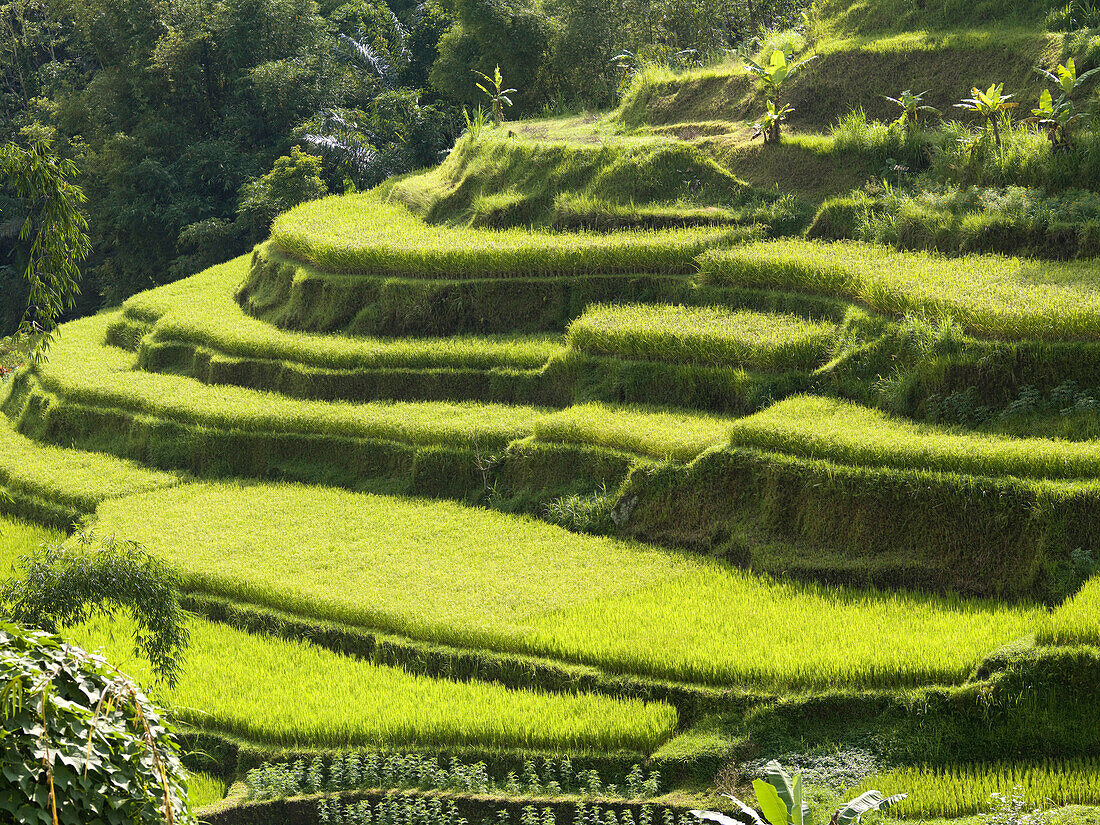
top-left (68, 613), bottom-right (677, 751)
top-left (90, 481), bottom-right (1043, 689)
top-left (271, 196), bottom-right (740, 278)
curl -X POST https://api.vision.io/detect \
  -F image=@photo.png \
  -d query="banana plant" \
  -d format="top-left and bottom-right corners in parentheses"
top-left (691, 761), bottom-right (906, 825)
top-left (473, 65), bottom-right (517, 128)
top-left (752, 99), bottom-right (794, 144)
top-left (955, 83), bottom-right (1018, 150)
top-left (1030, 57), bottom-right (1100, 150)
top-left (743, 49), bottom-right (818, 103)
top-left (884, 89), bottom-right (939, 133)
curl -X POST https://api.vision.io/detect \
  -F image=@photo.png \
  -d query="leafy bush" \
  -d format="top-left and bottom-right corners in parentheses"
top-left (0, 622), bottom-right (193, 824)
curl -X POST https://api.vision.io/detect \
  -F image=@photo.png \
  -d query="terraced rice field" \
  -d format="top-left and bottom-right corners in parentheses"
top-left (701, 239), bottom-right (1100, 340)
top-left (271, 195), bottom-right (741, 277)
top-left (69, 614), bottom-right (677, 750)
top-left (89, 482), bottom-right (1043, 689)
top-left (728, 395), bottom-right (1100, 481)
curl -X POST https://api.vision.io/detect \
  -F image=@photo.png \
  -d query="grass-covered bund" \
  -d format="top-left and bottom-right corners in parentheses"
top-left (8, 0), bottom-right (1100, 819)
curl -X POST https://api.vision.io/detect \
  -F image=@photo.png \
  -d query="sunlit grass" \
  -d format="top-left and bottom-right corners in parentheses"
top-left (852, 759), bottom-right (1100, 818)
top-left (701, 240), bottom-right (1100, 340)
top-left (728, 396), bottom-right (1100, 481)
top-left (567, 304), bottom-right (837, 369)
top-left (69, 614), bottom-right (677, 751)
top-left (90, 481), bottom-right (1042, 689)
top-left (271, 194), bottom-right (739, 277)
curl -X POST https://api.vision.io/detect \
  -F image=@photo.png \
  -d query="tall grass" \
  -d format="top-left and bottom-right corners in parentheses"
top-left (852, 760), bottom-right (1100, 818)
top-left (700, 239), bottom-right (1100, 340)
top-left (1038, 574), bottom-right (1100, 645)
top-left (532, 403), bottom-right (732, 461)
top-left (728, 395), bottom-right (1100, 481)
top-left (0, 420), bottom-right (182, 513)
top-left (271, 195), bottom-right (739, 278)
top-left (123, 257), bottom-right (563, 371)
top-left (69, 614), bottom-right (677, 751)
top-left (90, 481), bottom-right (1042, 689)
top-left (567, 304), bottom-right (837, 370)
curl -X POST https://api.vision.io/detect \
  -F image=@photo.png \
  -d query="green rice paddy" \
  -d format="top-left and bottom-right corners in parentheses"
top-left (568, 304), bottom-right (837, 369)
top-left (271, 195), bottom-right (739, 277)
top-left (187, 771), bottom-right (227, 810)
top-left (728, 395), bottom-right (1100, 481)
top-left (701, 240), bottom-right (1100, 340)
top-left (69, 614), bottom-right (677, 751)
top-left (89, 481), bottom-right (1043, 689)
top-left (854, 760), bottom-right (1100, 818)
top-left (1038, 575), bottom-right (1100, 646)
top-left (0, 514), bottom-right (62, 572)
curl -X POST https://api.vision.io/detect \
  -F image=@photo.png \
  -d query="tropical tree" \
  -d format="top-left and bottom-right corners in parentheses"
top-left (753, 99), bottom-right (794, 144)
top-left (0, 140), bottom-right (88, 358)
top-left (955, 83), bottom-right (1018, 150)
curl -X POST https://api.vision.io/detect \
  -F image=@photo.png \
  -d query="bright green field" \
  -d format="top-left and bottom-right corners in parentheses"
top-left (728, 396), bottom-right (1100, 481)
top-left (567, 304), bottom-right (838, 369)
top-left (271, 194), bottom-right (738, 277)
top-left (854, 759), bottom-right (1100, 818)
top-left (90, 481), bottom-right (1043, 689)
top-left (0, 420), bottom-right (182, 512)
top-left (69, 614), bottom-right (676, 751)
top-left (532, 403), bottom-right (733, 461)
top-left (701, 240), bottom-right (1100, 340)
top-left (123, 256), bottom-right (563, 371)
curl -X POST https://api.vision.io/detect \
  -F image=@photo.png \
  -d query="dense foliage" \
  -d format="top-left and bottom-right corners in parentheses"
top-left (0, 621), bottom-right (193, 824)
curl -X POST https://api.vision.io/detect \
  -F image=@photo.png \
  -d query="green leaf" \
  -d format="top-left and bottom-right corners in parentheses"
top-left (754, 779), bottom-right (790, 825)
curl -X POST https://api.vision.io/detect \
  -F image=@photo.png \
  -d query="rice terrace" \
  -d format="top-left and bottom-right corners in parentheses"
top-left (6, 0), bottom-right (1100, 823)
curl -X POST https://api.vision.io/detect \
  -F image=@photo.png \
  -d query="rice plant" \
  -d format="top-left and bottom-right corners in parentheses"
top-left (91, 481), bottom-right (1042, 690)
top-left (700, 239), bottom-right (1100, 341)
top-left (68, 614), bottom-right (678, 752)
top-left (727, 395), bottom-right (1100, 481)
top-left (246, 753), bottom-right (659, 800)
top-left (186, 771), bottom-right (227, 810)
top-left (567, 304), bottom-right (837, 370)
top-left (319, 799), bottom-right (696, 825)
top-left (270, 194), bottom-right (740, 278)
top-left (852, 760), bottom-right (1100, 818)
